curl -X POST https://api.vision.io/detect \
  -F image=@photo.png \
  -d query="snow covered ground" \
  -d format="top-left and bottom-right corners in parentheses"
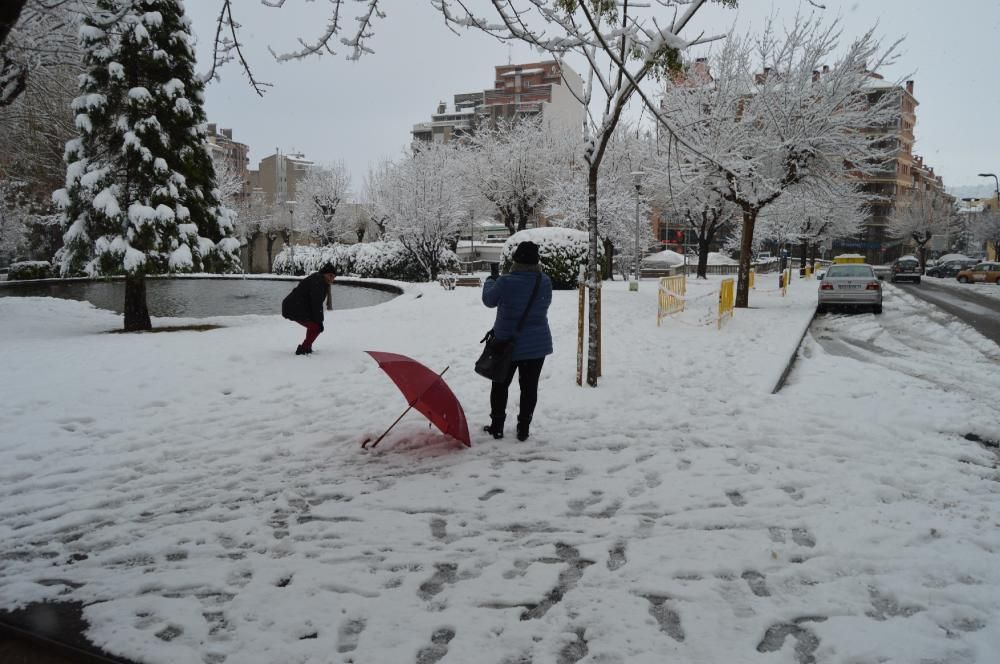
top-left (1, 273), bottom-right (999, 664)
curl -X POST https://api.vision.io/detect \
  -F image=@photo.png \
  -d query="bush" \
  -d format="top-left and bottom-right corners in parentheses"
top-left (502, 227), bottom-right (601, 290)
top-left (273, 242), bottom-right (458, 281)
top-left (7, 260), bottom-right (52, 280)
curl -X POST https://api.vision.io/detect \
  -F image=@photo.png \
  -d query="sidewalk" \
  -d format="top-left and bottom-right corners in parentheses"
top-left (0, 272), bottom-right (835, 664)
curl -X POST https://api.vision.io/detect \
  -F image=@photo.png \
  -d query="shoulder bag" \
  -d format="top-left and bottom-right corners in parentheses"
top-left (475, 273), bottom-right (541, 382)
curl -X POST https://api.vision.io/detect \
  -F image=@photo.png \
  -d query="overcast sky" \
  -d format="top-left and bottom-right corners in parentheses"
top-left (184, 1), bottom-right (1000, 196)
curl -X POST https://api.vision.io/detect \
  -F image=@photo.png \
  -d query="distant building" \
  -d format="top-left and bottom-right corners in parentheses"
top-left (412, 60), bottom-right (585, 144)
top-left (846, 77), bottom-right (952, 262)
top-left (245, 149), bottom-right (316, 272)
top-left (205, 123), bottom-right (251, 205)
top-left (251, 149), bottom-right (314, 206)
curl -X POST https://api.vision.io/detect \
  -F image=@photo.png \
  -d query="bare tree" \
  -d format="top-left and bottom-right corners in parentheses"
top-left (658, 14), bottom-right (900, 307)
top-left (1, 0), bottom-right (95, 107)
top-left (888, 187), bottom-right (957, 272)
top-left (462, 117), bottom-right (555, 235)
top-left (371, 143), bottom-right (465, 280)
top-left (298, 162), bottom-right (352, 244)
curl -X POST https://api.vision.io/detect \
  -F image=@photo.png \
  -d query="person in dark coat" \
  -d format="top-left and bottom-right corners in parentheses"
top-left (282, 263), bottom-right (337, 355)
top-left (481, 241), bottom-right (553, 441)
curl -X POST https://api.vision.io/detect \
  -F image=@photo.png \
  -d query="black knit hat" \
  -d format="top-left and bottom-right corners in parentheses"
top-left (511, 241), bottom-right (540, 265)
top-left (319, 262), bottom-right (337, 275)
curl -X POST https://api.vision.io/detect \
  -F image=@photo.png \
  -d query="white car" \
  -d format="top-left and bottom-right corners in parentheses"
top-left (817, 263), bottom-right (883, 314)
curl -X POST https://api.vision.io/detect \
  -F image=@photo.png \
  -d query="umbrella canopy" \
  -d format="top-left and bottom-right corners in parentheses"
top-left (365, 351), bottom-right (471, 448)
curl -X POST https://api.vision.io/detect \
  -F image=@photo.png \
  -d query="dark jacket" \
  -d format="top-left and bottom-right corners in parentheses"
top-left (282, 272), bottom-right (328, 323)
top-left (482, 268), bottom-right (553, 361)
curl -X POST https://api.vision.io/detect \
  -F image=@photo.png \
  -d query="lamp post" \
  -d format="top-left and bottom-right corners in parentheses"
top-left (631, 170), bottom-right (645, 291)
top-left (978, 172), bottom-right (1000, 213)
top-left (285, 200), bottom-right (297, 266)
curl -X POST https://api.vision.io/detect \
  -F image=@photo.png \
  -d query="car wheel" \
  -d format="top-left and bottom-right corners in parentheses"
top-left (889, 277), bottom-right (896, 283)
top-left (915, 278), bottom-right (921, 285)
top-left (958, 276), bottom-right (969, 283)
top-left (816, 304), bottom-right (827, 315)
top-left (873, 304), bottom-right (882, 314)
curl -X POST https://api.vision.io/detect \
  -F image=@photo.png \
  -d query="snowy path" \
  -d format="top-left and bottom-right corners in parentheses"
top-left (2, 278), bottom-right (1000, 664)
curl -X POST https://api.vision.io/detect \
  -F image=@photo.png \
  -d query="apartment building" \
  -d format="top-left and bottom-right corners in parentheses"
top-left (244, 150), bottom-right (315, 272)
top-left (412, 60), bottom-right (585, 144)
top-left (205, 124), bottom-right (251, 204)
top-left (252, 150), bottom-right (315, 206)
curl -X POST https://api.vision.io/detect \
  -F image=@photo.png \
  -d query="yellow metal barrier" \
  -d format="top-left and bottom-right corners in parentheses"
top-left (718, 278), bottom-right (735, 329)
top-left (804, 264), bottom-right (813, 279)
top-left (657, 275), bottom-right (686, 325)
top-left (749, 269), bottom-right (756, 289)
top-left (781, 268), bottom-right (791, 296)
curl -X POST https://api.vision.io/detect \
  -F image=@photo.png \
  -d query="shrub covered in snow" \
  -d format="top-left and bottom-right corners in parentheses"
top-left (501, 227), bottom-right (600, 289)
top-left (7, 261), bottom-right (53, 281)
top-left (273, 242), bottom-right (458, 281)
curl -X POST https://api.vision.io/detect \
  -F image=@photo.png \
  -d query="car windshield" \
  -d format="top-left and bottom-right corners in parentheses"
top-left (826, 265), bottom-right (874, 278)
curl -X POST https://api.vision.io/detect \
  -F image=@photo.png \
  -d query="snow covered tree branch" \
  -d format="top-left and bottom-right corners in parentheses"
top-left (658, 13), bottom-right (901, 307)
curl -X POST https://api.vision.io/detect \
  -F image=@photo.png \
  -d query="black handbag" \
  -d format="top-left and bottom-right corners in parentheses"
top-left (475, 273), bottom-right (541, 382)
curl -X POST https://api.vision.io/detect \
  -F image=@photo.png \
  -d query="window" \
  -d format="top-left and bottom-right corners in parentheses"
top-left (827, 265), bottom-right (874, 278)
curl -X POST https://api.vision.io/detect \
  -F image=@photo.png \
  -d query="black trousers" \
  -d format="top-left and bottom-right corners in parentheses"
top-left (490, 357), bottom-right (545, 422)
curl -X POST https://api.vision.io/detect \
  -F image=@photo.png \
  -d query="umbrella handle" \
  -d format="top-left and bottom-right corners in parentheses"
top-left (363, 366), bottom-right (450, 450)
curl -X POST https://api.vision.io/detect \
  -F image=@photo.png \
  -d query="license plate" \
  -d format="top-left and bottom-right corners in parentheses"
top-left (839, 285), bottom-right (862, 290)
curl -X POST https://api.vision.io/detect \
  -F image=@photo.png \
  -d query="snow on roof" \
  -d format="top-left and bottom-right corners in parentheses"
top-left (936, 253), bottom-right (970, 263)
top-left (642, 250), bottom-right (685, 266)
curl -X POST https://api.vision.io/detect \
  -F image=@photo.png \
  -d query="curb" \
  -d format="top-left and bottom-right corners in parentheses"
top-left (771, 308), bottom-right (818, 394)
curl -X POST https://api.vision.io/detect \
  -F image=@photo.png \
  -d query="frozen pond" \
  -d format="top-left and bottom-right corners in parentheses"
top-left (0, 276), bottom-right (398, 317)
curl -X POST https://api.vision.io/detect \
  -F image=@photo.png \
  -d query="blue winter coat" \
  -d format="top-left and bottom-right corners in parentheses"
top-left (482, 270), bottom-right (553, 361)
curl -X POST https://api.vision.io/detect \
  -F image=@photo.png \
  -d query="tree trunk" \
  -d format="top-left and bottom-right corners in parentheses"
top-left (799, 241), bottom-right (808, 276)
top-left (735, 209), bottom-right (757, 308)
top-left (266, 236), bottom-right (276, 272)
top-left (246, 233), bottom-right (257, 273)
top-left (809, 243), bottom-right (818, 268)
top-left (697, 237), bottom-right (710, 279)
top-left (586, 165), bottom-right (601, 387)
top-left (918, 243), bottom-right (927, 273)
top-left (602, 238), bottom-right (614, 280)
top-left (123, 273), bottom-right (151, 332)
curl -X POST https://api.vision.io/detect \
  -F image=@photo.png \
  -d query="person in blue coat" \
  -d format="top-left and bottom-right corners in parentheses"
top-left (481, 241), bottom-right (553, 441)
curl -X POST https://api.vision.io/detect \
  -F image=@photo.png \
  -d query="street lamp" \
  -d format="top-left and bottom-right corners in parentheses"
top-left (285, 200), bottom-right (297, 265)
top-left (978, 173), bottom-right (1000, 212)
top-left (631, 170), bottom-right (645, 291)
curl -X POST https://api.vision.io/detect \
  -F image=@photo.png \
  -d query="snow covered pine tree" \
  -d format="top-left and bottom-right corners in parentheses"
top-left (55, 0), bottom-right (240, 331)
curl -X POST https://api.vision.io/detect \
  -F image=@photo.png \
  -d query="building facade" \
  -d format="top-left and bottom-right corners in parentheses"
top-left (205, 124), bottom-right (251, 205)
top-left (245, 150), bottom-right (316, 272)
top-left (412, 60), bottom-right (585, 144)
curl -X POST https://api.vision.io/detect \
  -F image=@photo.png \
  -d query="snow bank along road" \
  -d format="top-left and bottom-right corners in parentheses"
top-left (1, 280), bottom-right (1000, 664)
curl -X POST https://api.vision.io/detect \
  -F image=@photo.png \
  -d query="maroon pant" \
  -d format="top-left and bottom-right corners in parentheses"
top-left (296, 321), bottom-right (322, 350)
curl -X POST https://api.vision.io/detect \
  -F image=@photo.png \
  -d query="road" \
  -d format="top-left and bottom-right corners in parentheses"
top-left (895, 278), bottom-right (1000, 346)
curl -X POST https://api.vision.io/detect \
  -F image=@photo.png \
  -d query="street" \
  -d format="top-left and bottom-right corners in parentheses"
top-left (896, 278), bottom-right (1000, 346)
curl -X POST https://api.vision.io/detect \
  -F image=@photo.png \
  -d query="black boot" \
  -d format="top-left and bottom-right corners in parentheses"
top-left (295, 345), bottom-right (306, 355)
top-left (483, 415), bottom-right (504, 439)
top-left (516, 415), bottom-right (531, 441)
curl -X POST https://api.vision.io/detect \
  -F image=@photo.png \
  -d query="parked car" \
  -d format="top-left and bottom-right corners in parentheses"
top-left (926, 259), bottom-right (977, 278)
top-left (889, 255), bottom-right (921, 284)
top-left (956, 262), bottom-right (1000, 284)
top-left (817, 263), bottom-right (882, 314)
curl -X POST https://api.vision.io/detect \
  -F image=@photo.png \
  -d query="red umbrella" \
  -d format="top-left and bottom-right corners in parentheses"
top-left (363, 351), bottom-right (471, 449)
